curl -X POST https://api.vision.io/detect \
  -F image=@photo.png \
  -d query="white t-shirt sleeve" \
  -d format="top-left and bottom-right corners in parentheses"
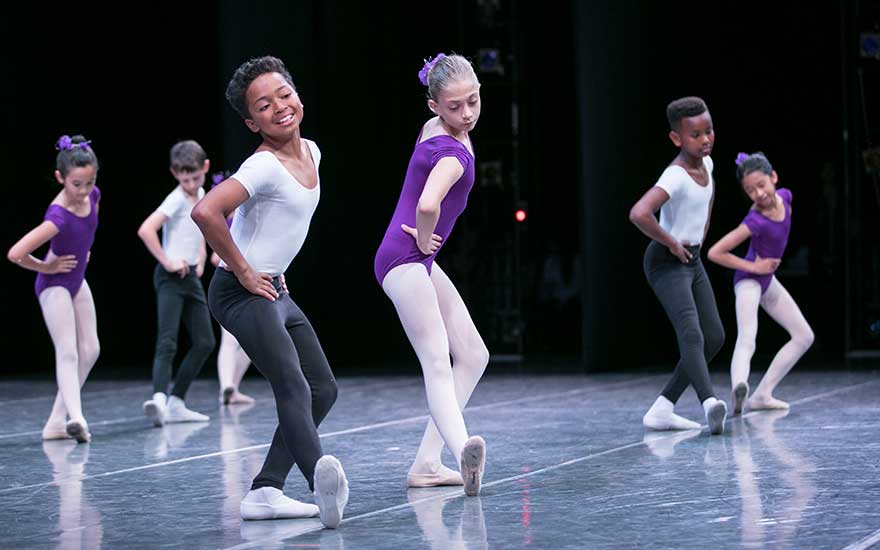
top-left (654, 166), bottom-right (682, 199)
top-left (156, 188), bottom-right (183, 218)
top-left (308, 140), bottom-right (322, 169)
top-left (231, 153), bottom-right (278, 198)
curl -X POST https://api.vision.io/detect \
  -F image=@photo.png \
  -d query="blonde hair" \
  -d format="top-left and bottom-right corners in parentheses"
top-left (426, 54), bottom-right (479, 100)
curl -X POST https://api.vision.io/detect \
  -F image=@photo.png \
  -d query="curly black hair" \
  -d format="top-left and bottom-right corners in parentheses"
top-left (666, 96), bottom-right (708, 131)
top-left (225, 56), bottom-right (296, 120)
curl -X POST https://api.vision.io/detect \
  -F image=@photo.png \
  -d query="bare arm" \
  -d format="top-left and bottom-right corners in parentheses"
top-left (191, 178), bottom-right (278, 301)
top-left (707, 224), bottom-right (780, 275)
top-left (401, 157), bottom-right (463, 254)
top-left (7, 221), bottom-right (76, 274)
top-left (702, 187), bottom-right (715, 244)
top-left (628, 186), bottom-right (692, 263)
top-left (196, 239), bottom-right (207, 278)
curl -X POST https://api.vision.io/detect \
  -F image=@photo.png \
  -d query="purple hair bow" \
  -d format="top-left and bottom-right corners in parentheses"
top-left (418, 53), bottom-right (446, 86)
top-left (55, 135), bottom-right (92, 151)
top-left (735, 152), bottom-right (749, 166)
top-left (211, 170), bottom-right (233, 188)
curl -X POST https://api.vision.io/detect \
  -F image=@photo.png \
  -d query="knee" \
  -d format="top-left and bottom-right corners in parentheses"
top-left (155, 335), bottom-right (178, 356)
top-left (680, 326), bottom-right (705, 352)
top-left (81, 340), bottom-right (100, 368)
top-left (706, 324), bottom-right (725, 358)
top-left (467, 342), bottom-right (490, 375)
top-left (315, 377), bottom-right (338, 410)
top-left (270, 369), bottom-right (310, 401)
top-left (192, 333), bottom-right (216, 356)
top-left (421, 356), bottom-right (454, 382)
top-left (734, 333), bottom-right (756, 357)
top-left (794, 326), bottom-right (815, 350)
top-left (57, 348), bottom-right (79, 368)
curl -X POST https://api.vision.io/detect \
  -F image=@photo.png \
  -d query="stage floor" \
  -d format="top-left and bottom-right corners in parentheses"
top-left (1, 367), bottom-right (878, 549)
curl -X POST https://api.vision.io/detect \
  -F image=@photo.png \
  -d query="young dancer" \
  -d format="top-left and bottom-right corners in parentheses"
top-left (209, 173), bottom-right (255, 406)
top-left (8, 135), bottom-right (101, 443)
top-left (138, 140), bottom-right (215, 426)
top-left (192, 55), bottom-right (348, 527)
top-left (374, 53), bottom-right (489, 495)
top-left (629, 97), bottom-right (728, 435)
top-left (707, 152), bottom-right (814, 414)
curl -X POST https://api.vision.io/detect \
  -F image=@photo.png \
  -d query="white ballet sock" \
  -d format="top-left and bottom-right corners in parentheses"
top-left (643, 396), bottom-right (701, 430)
top-left (143, 392), bottom-right (167, 427)
top-left (240, 487), bottom-right (319, 521)
top-left (166, 395), bottom-right (209, 423)
top-left (703, 397), bottom-right (728, 435)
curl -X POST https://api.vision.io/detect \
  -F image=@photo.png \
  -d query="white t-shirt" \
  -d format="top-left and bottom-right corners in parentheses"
top-left (157, 186), bottom-right (206, 265)
top-left (222, 141), bottom-right (321, 275)
top-left (654, 156), bottom-right (714, 246)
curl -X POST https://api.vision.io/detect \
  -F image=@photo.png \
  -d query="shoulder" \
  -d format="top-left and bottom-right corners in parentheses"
top-left (44, 204), bottom-right (67, 230)
top-left (158, 186), bottom-right (184, 211)
top-left (428, 138), bottom-right (471, 170)
top-left (241, 150), bottom-right (277, 169)
top-left (237, 150), bottom-right (282, 179)
top-left (778, 187), bottom-right (792, 204)
top-left (233, 151), bottom-right (281, 195)
top-left (703, 155), bottom-right (714, 172)
top-left (303, 138), bottom-right (322, 165)
top-left (655, 164), bottom-right (685, 193)
top-left (741, 208), bottom-right (763, 232)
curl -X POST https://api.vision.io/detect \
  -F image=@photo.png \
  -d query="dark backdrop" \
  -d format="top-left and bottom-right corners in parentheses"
top-left (0, 1), bottom-right (861, 378)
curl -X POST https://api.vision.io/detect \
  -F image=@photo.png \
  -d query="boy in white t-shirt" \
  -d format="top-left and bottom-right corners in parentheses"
top-left (137, 140), bottom-right (215, 426)
top-left (629, 97), bottom-right (728, 435)
top-left (192, 56), bottom-right (347, 528)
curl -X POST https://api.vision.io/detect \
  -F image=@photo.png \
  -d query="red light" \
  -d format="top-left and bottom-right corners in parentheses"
top-left (515, 209), bottom-right (527, 222)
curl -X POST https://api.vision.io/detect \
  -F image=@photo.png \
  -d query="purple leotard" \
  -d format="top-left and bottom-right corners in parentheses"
top-left (733, 188), bottom-right (792, 294)
top-left (374, 133), bottom-right (475, 285)
top-left (34, 186), bottom-right (101, 297)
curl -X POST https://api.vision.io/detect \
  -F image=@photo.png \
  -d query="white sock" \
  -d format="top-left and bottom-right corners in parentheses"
top-left (144, 392), bottom-right (168, 426)
top-left (643, 396), bottom-right (701, 430)
top-left (314, 455), bottom-right (349, 529)
top-left (166, 395), bottom-right (209, 423)
top-left (703, 397), bottom-right (728, 435)
top-left (240, 487), bottom-right (319, 521)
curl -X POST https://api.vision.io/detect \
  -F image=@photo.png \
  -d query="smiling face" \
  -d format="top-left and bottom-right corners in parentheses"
top-left (243, 72), bottom-right (303, 140)
top-left (55, 164), bottom-right (97, 205)
top-left (669, 111), bottom-right (715, 158)
top-left (741, 169), bottom-right (779, 209)
top-left (428, 78), bottom-right (481, 134)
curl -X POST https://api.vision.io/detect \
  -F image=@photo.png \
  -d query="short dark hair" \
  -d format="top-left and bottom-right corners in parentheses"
top-left (225, 56), bottom-right (296, 120)
top-left (170, 140), bottom-right (207, 173)
top-left (735, 152), bottom-right (773, 183)
top-left (56, 135), bottom-right (98, 177)
top-left (666, 96), bottom-right (708, 131)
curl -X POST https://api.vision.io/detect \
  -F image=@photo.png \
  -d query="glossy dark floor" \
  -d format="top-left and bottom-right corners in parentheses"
top-left (1, 367), bottom-right (878, 549)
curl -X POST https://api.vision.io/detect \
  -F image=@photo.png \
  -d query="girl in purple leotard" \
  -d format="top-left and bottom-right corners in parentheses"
top-left (708, 152), bottom-right (814, 415)
top-left (374, 54), bottom-right (489, 496)
top-left (7, 135), bottom-right (101, 443)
